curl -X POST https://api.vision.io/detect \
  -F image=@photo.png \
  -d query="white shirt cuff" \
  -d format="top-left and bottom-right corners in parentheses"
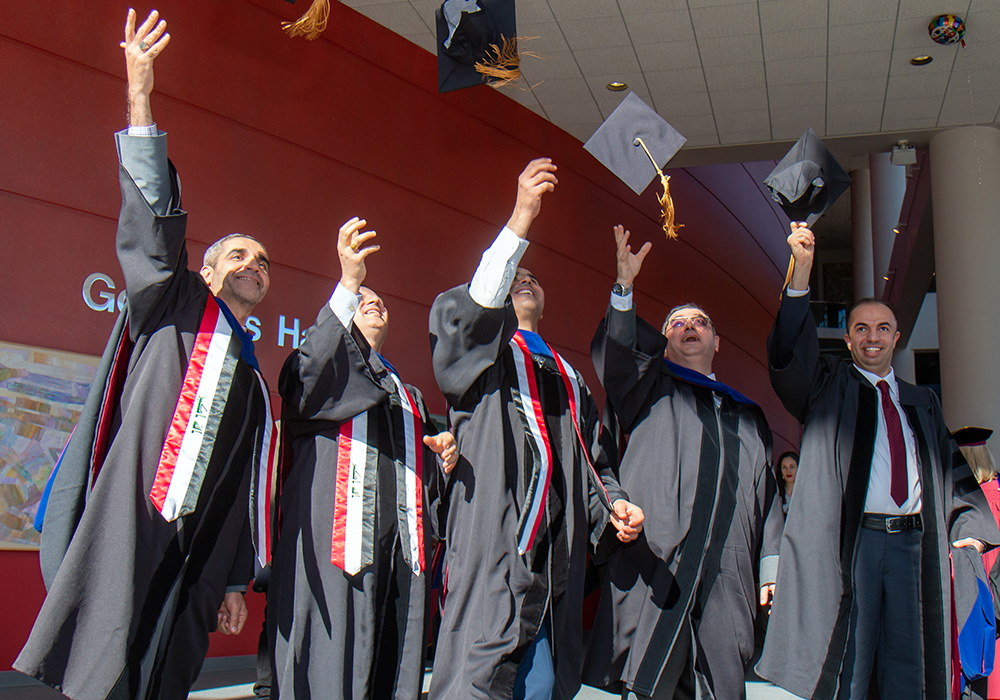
top-left (127, 123), bottom-right (159, 137)
top-left (469, 226), bottom-right (529, 308)
top-left (786, 286), bottom-right (810, 297)
top-left (329, 283), bottom-right (362, 329)
top-left (610, 289), bottom-right (633, 312)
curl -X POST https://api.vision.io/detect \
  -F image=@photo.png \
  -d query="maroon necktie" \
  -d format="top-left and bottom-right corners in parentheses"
top-left (877, 380), bottom-right (908, 506)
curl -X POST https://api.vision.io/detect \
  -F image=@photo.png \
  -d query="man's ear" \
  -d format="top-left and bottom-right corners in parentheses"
top-left (843, 334), bottom-right (852, 350)
top-left (199, 265), bottom-right (214, 288)
top-left (713, 335), bottom-right (720, 353)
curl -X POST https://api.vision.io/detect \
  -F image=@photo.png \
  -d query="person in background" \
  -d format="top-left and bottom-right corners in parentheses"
top-left (777, 451), bottom-right (799, 514)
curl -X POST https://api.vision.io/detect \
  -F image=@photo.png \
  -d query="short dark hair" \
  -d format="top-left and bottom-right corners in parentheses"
top-left (846, 297), bottom-right (897, 329)
top-left (203, 233), bottom-right (265, 268)
top-left (661, 303), bottom-right (714, 335)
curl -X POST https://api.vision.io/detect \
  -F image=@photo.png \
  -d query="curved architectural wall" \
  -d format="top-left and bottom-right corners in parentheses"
top-left (0, 0), bottom-right (799, 667)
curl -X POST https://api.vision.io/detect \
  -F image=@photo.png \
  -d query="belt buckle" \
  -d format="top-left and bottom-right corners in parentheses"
top-left (884, 516), bottom-right (905, 533)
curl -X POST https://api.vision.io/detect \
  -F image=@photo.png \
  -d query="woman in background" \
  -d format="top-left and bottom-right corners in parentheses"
top-left (776, 451), bottom-right (799, 514)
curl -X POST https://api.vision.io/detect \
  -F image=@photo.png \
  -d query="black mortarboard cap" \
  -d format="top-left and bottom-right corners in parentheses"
top-left (583, 92), bottom-right (687, 196)
top-left (953, 426), bottom-right (994, 446)
top-left (436, 0), bottom-right (516, 93)
top-left (765, 128), bottom-right (852, 226)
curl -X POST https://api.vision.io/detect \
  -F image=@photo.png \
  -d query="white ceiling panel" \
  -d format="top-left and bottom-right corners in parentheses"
top-left (635, 41), bottom-right (704, 71)
top-left (827, 100), bottom-right (885, 123)
top-left (645, 67), bottom-right (709, 94)
top-left (559, 16), bottom-right (632, 50)
top-left (953, 44), bottom-right (1000, 71)
top-left (767, 56), bottom-right (827, 85)
top-left (829, 0), bottom-right (900, 26)
top-left (587, 74), bottom-right (653, 102)
top-left (759, 0), bottom-right (828, 32)
top-left (888, 47), bottom-right (957, 75)
top-left (697, 34), bottom-right (764, 67)
top-left (562, 122), bottom-right (604, 141)
top-left (690, 4), bottom-right (761, 39)
top-left (885, 71), bottom-right (951, 99)
top-left (937, 91), bottom-right (1000, 125)
top-left (513, 0), bottom-right (556, 24)
top-left (715, 109), bottom-right (770, 133)
top-left (618, 0), bottom-right (690, 13)
top-left (828, 51), bottom-right (892, 77)
top-left (768, 81), bottom-right (827, 107)
top-left (546, 0), bottom-right (619, 21)
top-left (827, 77), bottom-right (888, 101)
top-left (622, 10), bottom-right (696, 45)
top-left (898, 0), bottom-right (955, 20)
top-left (770, 105), bottom-right (827, 130)
top-left (687, 0), bottom-right (757, 8)
top-left (828, 22), bottom-right (896, 55)
top-left (720, 129), bottom-right (773, 144)
top-left (400, 31), bottom-right (436, 53)
top-left (572, 46), bottom-right (643, 75)
top-left (519, 52), bottom-right (582, 81)
top-left (881, 114), bottom-right (939, 131)
top-left (518, 23), bottom-right (571, 53)
top-left (658, 114), bottom-right (720, 137)
top-left (359, 2), bottom-right (426, 33)
top-left (882, 96), bottom-right (942, 123)
top-left (826, 121), bottom-right (883, 136)
top-left (543, 99), bottom-right (603, 124)
top-left (704, 62), bottom-right (766, 91)
top-left (685, 133), bottom-right (722, 146)
top-left (762, 28), bottom-right (827, 61)
top-left (529, 77), bottom-right (595, 104)
top-left (710, 86), bottom-right (769, 112)
top-left (648, 91), bottom-right (714, 117)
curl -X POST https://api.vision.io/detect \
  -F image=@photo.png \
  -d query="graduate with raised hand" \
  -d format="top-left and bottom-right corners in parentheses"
top-left (271, 216), bottom-right (455, 700)
top-left (428, 158), bottom-right (644, 700)
top-left (584, 225), bottom-right (781, 700)
top-left (17, 10), bottom-right (276, 699)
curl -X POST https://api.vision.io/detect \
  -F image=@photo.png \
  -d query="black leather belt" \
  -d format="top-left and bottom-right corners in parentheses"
top-left (862, 513), bottom-right (922, 533)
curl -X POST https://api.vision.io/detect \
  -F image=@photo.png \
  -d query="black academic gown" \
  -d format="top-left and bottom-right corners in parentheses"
top-left (270, 302), bottom-right (442, 700)
top-left (15, 164), bottom-right (267, 700)
top-left (756, 292), bottom-right (1000, 700)
top-left (427, 285), bottom-right (627, 700)
top-left (584, 306), bottom-right (781, 700)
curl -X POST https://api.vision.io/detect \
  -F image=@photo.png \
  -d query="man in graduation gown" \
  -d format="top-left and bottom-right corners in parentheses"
top-left (427, 158), bottom-right (645, 700)
top-left (15, 11), bottom-right (275, 700)
top-left (756, 223), bottom-right (1000, 700)
top-left (270, 216), bottom-right (456, 700)
top-left (583, 225), bottom-right (782, 700)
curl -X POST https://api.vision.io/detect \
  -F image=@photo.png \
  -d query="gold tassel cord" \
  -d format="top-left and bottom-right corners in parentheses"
top-left (475, 36), bottom-right (542, 89)
top-left (634, 137), bottom-right (683, 240)
top-left (282, 0), bottom-right (330, 40)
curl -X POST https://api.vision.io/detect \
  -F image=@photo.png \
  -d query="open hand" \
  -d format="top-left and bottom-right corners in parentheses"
top-left (610, 499), bottom-right (645, 542)
top-left (338, 217), bottom-right (379, 294)
top-left (614, 224), bottom-right (651, 290)
top-left (121, 9), bottom-right (170, 126)
top-left (424, 432), bottom-right (458, 474)
top-left (506, 158), bottom-right (558, 239)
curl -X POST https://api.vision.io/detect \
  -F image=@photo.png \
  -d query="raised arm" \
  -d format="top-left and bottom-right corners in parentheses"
top-left (280, 218), bottom-right (388, 423)
top-left (766, 223), bottom-right (827, 422)
top-left (430, 159), bottom-right (557, 408)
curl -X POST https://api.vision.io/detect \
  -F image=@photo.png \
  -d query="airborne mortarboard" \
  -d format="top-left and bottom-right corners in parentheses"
top-left (436, 0), bottom-right (520, 93)
top-left (953, 426), bottom-right (994, 447)
top-left (765, 128), bottom-right (852, 226)
top-left (584, 92), bottom-right (688, 239)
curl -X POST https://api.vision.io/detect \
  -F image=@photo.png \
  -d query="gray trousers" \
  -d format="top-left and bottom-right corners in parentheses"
top-left (838, 525), bottom-right (923, 700)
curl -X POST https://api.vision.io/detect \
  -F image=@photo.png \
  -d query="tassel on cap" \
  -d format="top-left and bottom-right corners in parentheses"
top-left (474, 36), bottom-right (541, 89)
top-left (282, 0), bottom-right (330, 40)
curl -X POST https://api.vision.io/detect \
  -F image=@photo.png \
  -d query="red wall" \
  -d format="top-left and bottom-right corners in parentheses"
top-left (0, 0), bottom-right (799, 670)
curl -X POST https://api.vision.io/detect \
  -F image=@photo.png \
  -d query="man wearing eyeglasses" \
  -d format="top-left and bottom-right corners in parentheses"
top-left (583, 225), bottom-right (783, 700)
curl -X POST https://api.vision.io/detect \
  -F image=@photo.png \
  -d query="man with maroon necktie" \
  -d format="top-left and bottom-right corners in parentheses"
top-left (756, 222), bottom-right (1000, 700)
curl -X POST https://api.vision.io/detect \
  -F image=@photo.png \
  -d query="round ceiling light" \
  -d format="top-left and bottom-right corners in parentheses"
top-left (910, 55), bottom-right (933, 65)
top-left (607, 81), bottom-right (628, 91)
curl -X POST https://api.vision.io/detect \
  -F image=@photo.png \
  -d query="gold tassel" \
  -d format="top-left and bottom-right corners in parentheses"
top-left (282, 0), bottom-right (330, 40)
top-left (635, 137), bottom-right (683, 240)
top-left (475, 36), bottom-right (542, 89)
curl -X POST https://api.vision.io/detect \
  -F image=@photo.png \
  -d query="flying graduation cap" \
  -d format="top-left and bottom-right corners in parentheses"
top-left (584, 92), bottom-right (688, 239)
top-left (764, 128), bottom-right (852, 293)
top-left (436, 0), bottom-right (524, 93)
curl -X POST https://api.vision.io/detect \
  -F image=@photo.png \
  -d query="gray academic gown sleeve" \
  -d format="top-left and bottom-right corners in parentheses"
top-left (584, 305), bottom-right (777, 700)
top-left (427, 284), bottom-right (625, 700)
top-left (756, 291), bottom-right (1000, 700)
top-left (270, 301), bottom-right (441, 700)
top-left (16, 137), bottom-right (267, 700)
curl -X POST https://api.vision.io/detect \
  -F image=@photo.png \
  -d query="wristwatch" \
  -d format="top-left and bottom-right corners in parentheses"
top-left (612, 283), bottom-right (632, 296)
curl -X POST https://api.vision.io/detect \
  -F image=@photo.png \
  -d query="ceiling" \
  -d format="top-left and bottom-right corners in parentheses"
top-left (340, 0), bottom-right (999, 252)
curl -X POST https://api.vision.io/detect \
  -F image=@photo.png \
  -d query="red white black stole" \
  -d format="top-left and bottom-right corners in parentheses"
top-left (508, 331), bottom-right (612, 554)
top-left (147, 296), bottom-right (277, 564)
top-left (330, 366), bottom-right (425, 576)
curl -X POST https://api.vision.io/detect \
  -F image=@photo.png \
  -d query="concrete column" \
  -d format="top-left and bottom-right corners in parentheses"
top-left (851, 168), bottom-right (874, 302)
top-left (930, 126), bottom-right (1000, 432)
top-left (869, 152), bottom-right (907, 298)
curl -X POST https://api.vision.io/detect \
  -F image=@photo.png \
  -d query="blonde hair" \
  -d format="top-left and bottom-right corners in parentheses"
top-left (960, 443), bottom-right (998, 484)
